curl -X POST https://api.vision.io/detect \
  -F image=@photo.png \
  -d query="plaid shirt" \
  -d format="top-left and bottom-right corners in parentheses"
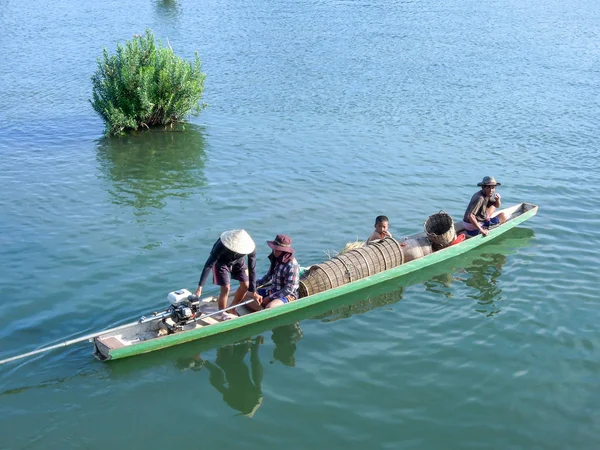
top-left (257, 257), bottom-right (300, 299)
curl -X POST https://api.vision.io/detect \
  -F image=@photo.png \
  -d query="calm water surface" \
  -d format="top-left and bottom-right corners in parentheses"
top-left (1, 0), bottom-right (599, 448)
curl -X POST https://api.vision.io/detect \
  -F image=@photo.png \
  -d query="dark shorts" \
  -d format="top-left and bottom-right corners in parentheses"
top-left (213, 258), bottom-right (249, 286)
top-left (258, 287), bottom-right (296, 304)
top-left (465, 216), bottom-right (501, 236)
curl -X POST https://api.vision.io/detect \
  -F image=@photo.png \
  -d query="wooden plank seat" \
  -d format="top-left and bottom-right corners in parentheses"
top-left (96, 336), bottom-right (125, 350)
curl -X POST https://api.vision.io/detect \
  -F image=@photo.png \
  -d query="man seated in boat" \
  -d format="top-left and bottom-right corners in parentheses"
top-left (194, 230), bottom-right (261, 320)
top-left (463, 176), bottom-right (508, 237)
top-left (366, 215), bottom-right (392, 244)
top-left (245, 234), bottom-right (300, 311)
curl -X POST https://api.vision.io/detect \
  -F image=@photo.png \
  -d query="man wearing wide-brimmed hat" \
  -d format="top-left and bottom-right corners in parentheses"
top-left (194, 230), bottom-right (261, 320)
top-left (244, 234), bottom-right (300, 312)
top-left (463, 176), bottom-right (507, 237)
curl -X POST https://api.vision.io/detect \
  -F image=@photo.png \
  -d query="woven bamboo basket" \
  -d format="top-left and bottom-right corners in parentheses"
top-left (401, 236), bottom-right (433, 263)
top-left (297, 261), bottom-right (352, 298)
top-left (342, 249), bottom-right (372, 279)
top-left (358, 244), bottom-right (387, 274)
top-left (369, 237), bottom-right (404, 269)
top-left (299, 237), bottom-right (404, 297)
top-left (424, 211), bottom-right (456, 250)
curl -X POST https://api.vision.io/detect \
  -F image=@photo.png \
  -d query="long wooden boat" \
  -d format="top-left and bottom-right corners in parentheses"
top-left (92, 202), bottom-right (538, 361)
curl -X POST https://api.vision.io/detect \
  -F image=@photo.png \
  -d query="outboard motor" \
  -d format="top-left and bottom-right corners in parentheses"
top-left (159, 289), bottom-right (199, 335)
top-left (172, 303), bottom-right (194, 323)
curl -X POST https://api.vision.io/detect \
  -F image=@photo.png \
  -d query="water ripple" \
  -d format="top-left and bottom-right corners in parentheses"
top-left (1, 0), bottom-right (600, 448)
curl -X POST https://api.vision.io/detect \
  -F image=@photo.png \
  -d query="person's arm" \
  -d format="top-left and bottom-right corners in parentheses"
top-left (268, 262), bottom-right (300, 299)
top-left (469, 213), bottom-right (488, 236)
top-left (492, 193), bottom-right (502, 209)
top-left (256, 271), bottom-right (272, 289)
top-left (465, 194), bottom-right (489, 236)
top-left (195, 241), bottom-right (226, 296)
top-left (256, 253), bottom-right (277, 288)
top-left (247, 250), bottom-right (257, 292)
top-left (366, 231), bottom-right (380, 244)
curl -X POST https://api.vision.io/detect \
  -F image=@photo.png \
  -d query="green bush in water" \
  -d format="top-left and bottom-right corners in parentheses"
top-left (91, 30), bottom-right (206, 135)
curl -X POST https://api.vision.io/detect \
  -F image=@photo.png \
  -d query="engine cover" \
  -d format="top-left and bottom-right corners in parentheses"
top-left (167, 289), bottom-right (193, 305)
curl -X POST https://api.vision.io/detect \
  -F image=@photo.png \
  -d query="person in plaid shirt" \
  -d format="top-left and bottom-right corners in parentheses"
top-left (246, 234), bottom-right (300, 311)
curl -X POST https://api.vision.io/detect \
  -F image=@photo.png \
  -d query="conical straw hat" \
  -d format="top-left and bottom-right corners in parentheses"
top-left (220, 229), bottom-right (255, 254)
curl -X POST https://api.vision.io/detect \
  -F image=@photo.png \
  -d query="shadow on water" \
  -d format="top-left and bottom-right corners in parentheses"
top-left (466, 253), bottom-right (508, 317)
top-left (170, 323), bottom-right (303, 417)
top-left (95, 124), bottom-right (207, 213)
top-left (316, 287), bottom-right (405, 323)
top-left (423, 253), bottom-right (507, 317)
top-left (422, 227), bottom-right (535, 317)
top-left (198, 336), bottom-right (265, 417)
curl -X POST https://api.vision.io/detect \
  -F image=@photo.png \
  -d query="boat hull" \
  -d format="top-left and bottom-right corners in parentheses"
top-left (94, 202), bottom-right (538, 361)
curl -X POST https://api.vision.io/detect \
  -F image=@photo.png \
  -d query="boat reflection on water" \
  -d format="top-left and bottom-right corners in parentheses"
top-left (176, 323), bottom-right (303, 417)
top-left (422, 227), bottom-right (535, 316)
top-left (423, 254), bottom-right (506, 316)
top-left (270, 322), bottom-right (303, 367)
top-left (316, 288), bottom-right (405, 323)
top-left (204, 337), bottom-right (264, 418)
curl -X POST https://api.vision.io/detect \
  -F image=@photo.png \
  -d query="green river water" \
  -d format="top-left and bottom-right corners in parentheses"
top-left (1, 0), bottom-right (599, 448)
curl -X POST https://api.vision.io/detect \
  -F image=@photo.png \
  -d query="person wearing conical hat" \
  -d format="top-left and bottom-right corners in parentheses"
top-left (245, 234), bottom-right (300, 312)
top-left (194, 230), bottom-right (261, 320)
top-left (463, 176), bottom-right (508, 237)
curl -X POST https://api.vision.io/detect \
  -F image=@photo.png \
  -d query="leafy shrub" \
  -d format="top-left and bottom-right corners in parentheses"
top-left (91, 30), bottom-right (206, 135)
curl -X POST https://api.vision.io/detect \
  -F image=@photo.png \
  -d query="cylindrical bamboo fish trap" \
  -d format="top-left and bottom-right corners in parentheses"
top-left (298, 237), bottom-right (404, 297)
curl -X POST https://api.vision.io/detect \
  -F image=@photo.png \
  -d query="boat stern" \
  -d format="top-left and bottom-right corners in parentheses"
top-left (92, 336), bottom-right (114, 361)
